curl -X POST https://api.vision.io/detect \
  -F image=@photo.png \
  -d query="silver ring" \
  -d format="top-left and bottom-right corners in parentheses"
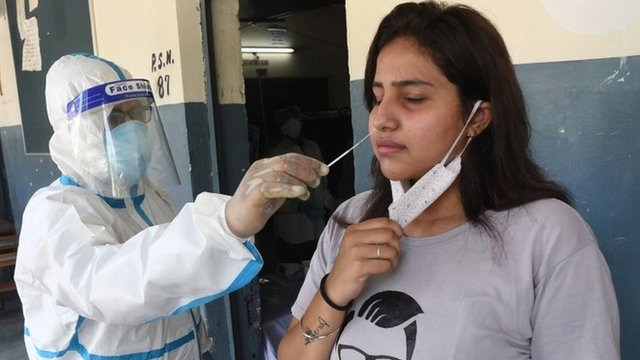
top-left (376, 243), bottom-right (381, 259)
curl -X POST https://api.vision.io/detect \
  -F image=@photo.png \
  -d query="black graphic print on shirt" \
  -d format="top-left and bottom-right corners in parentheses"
top-left (335, 291), bottom-right (424, 360)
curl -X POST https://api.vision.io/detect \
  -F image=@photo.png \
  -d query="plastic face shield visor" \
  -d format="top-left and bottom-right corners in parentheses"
top-left (66, 79), bottom-right (180, 197)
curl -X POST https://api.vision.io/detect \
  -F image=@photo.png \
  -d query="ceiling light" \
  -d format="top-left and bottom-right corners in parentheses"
top-left (241, 47), bottom-right (294, 54)
top-left (267, 27), bottom-right (287, 33)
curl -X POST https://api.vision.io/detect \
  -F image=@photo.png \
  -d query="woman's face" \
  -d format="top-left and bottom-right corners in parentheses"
top-left (369, 36), bottom-right (465, 181)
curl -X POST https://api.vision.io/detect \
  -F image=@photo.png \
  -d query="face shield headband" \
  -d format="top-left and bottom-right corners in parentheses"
top-left (66, 79), bottom-right (180, 198)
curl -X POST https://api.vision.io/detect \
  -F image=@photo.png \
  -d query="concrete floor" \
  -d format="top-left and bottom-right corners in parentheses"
top-left (0, 291), bottom-right (29, 360)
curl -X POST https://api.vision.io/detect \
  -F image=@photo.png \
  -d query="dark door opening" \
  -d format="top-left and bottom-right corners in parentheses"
top-left (239, 2), bottom-right (353, 357)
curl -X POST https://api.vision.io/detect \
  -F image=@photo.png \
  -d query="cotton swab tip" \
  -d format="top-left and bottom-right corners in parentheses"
top-left (327, 132), bottom-right (371, 168)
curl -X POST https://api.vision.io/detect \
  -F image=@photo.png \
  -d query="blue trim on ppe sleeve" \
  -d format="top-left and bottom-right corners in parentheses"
top-left (97, 195), bottom-right (146, 209)
top-left (60, 175), bottom-right (79, 187)
top-left (26, 315), bottom-right (197, 359)
top-left (169, 241), bottom-right (264, 316)
top-left (133, 197), bottom-right (154, 227)
top-left (27, 316), bottom-right (85, 359)
top-left (60, 175), bottom-right (149, 214)
top-left (99, 196), bottom-right (126, 208)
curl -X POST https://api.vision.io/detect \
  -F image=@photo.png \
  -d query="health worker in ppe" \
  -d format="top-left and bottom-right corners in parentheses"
top-left (14, 53), bottom-right (329, 360)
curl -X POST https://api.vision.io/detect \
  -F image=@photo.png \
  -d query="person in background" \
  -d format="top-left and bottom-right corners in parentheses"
top-left (278, 2), bottom-right (619, 359)
top-left (266, 105), bottom-right (336, 266)
top-left (14, 53), bottom-right (328, 360)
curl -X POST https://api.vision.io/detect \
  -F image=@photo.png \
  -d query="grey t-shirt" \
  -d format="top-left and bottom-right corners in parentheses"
top-left (292, 193), bottom-right (619, 360)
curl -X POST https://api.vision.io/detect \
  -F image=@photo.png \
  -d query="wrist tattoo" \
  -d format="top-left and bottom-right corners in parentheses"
top-left (300, 316), bottom-right (340, 345)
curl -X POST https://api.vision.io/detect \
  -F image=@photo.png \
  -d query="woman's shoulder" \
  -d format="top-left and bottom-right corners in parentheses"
top-left (332, 190), bottom-right (373, 222)
top-left (318, 191), bottom-right (373, 258)
top-left (513, 198), bottom-right (585, 228)
top-left (496, 198), bottom-right (599, 269)
top-left (492, 198), bottom-right (593, 239)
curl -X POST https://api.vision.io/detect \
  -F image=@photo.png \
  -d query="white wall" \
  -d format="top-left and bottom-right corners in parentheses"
top-left (90, 0), bottom-right (205, 105)
top-left (1, 0), bottom-right (208, 127)
top-left (0, 0), bottom-right (22, 127)
top-left (346, 0), bottom-right (640, 80)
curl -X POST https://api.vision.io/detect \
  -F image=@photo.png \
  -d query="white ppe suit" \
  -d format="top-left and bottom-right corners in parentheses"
top-left (14, 54), bottom-right (262, 359)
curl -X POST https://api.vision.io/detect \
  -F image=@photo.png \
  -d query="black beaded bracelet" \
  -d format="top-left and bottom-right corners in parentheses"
top-left (319, 273), bottom-right (353, 311)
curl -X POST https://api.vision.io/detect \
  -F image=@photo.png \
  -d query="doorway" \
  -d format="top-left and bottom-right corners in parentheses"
top-left (239, 1), bottom-right (353, 357)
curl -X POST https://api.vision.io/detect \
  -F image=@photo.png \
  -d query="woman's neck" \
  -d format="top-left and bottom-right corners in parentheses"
top-left (401, 183), bottom-right (467, 238)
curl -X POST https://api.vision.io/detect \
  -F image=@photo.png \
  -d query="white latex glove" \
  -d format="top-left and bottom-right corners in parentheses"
top-left (225, 153), bottom-right (329, 238)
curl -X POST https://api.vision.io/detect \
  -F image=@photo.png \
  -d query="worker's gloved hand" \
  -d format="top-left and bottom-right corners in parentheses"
top-left (225, 153), bottom-right (329, 238)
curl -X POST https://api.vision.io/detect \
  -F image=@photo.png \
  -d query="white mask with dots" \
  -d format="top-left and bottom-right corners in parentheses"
top-left (388, 100), bottom-right (482, 228)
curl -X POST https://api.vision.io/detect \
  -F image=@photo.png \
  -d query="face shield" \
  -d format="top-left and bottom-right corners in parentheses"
top-left (66, 79), bottom-right (179, 198)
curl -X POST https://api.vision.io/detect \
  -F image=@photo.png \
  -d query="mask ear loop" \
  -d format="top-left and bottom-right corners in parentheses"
top-left (441, 100), bottom-right (482, 165)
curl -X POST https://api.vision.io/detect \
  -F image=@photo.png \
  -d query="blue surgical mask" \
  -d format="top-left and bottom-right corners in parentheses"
top-left (106, 120), bottom-right (152, 183)
top-left (280, 117), bottom-right (302, 139)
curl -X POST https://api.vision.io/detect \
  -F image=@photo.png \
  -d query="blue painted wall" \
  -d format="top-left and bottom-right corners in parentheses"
top-left (350, 55), bottom-right (640, 359)
top-left (521, 56), bottom-right (639, 359)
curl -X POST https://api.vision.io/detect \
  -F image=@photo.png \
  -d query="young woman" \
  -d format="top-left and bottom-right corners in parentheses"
top-left (278, 2), bottom-right (619, 359)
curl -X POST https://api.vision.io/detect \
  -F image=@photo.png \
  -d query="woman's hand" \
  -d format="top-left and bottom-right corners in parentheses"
top-left (324, 218), bottom-right (403, 306)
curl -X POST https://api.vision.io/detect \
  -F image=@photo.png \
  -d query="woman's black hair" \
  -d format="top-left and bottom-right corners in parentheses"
top-left (350, 1), bottom-right (570, 242)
